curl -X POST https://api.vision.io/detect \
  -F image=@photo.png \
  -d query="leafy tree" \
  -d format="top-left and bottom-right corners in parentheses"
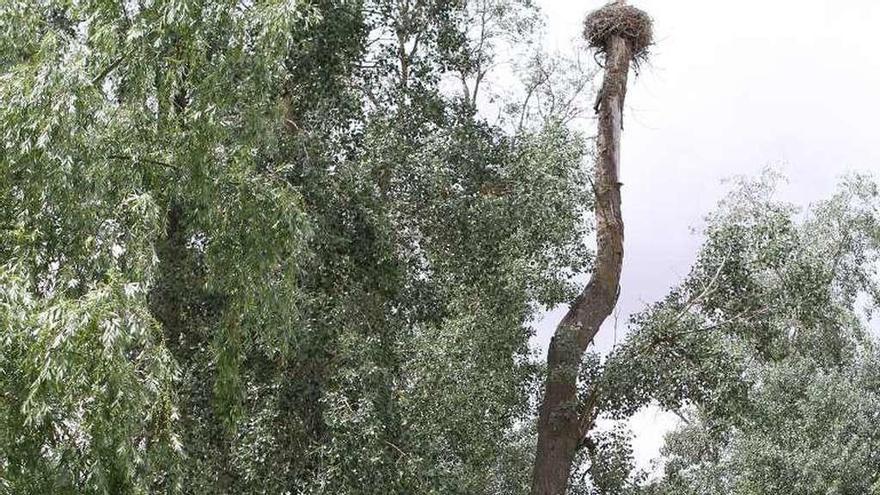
top-left (1, 0), bottom-right (597, 493)
top-left (602, 173), bottom-right (880, 494)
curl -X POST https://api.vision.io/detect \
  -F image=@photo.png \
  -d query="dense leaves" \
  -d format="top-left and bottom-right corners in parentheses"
top-left (606, 174), bottom-right (880, 494)
top-left (1, 0), bottom-right (593, 493)
top-left (5, 1), bottom-right (877, 494)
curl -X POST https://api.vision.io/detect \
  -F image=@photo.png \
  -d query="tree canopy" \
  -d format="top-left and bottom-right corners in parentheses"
top-left (2, 1), bottom-right (880, 495)
top-left (0, 0), bottom-right (599, 493)
top-left (603, 174), bottom-right (880, 494)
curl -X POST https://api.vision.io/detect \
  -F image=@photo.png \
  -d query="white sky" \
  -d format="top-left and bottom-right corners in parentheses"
top-left (531, 0), bottom-right (880, 474)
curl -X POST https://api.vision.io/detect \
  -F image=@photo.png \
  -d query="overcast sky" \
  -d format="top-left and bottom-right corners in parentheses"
top-left (530, 0), bottom-right (880, 474)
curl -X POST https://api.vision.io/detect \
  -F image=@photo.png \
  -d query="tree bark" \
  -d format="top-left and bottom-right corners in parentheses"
top-left (530, 33), bottom-right (631, 495)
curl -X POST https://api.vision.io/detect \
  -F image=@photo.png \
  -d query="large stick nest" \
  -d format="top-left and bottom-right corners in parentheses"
top-left (584, 3), bottom-right (653, 64)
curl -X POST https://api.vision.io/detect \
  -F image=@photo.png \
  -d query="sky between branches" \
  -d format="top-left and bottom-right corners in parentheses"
top-left (531, 0), bottom-right (880, 473)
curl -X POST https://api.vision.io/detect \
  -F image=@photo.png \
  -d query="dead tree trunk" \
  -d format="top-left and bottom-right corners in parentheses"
top-left (530, 2), bottom-right (650, 493)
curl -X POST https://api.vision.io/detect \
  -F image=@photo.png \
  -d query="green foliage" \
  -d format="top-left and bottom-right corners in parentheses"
top-left (609, 173), bottom-right (880, 494)
top-left (602, 173), bottom-right (879, 417)
top-left (0, 264), bottom-right (180, 494)
top-left (1, 0), bottom-right (593, 493)
top-left (649, 349), bottom-right (880, 495)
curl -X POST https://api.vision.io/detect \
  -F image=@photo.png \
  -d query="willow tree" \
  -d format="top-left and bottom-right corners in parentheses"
top-left (1, 0), bottom-right (597, 493)
top-left (531, 2), bottom-right (652, 494)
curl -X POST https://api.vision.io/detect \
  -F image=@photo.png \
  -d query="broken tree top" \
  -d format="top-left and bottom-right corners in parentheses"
top-left (583, 1), bottom-right (653, 62)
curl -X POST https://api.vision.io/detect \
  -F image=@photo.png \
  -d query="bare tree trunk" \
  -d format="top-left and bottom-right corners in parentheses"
top-left (530, 31), bottom-right (632, 495)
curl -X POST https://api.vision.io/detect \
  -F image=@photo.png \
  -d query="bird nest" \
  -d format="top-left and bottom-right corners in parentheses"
top-left (583, 3), bottom-right (653, 64)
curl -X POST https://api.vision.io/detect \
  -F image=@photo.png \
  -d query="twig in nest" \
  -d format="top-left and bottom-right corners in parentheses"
top-left (583, 3), bottom-right (653, 68)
